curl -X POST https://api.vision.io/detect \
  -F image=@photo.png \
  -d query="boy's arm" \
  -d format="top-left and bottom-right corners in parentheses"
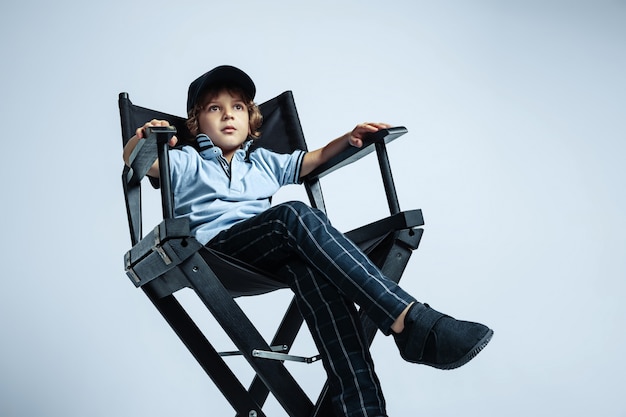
top-left (122, 119), bottom-right (178, 178)
top-left (300, 122), bottom-right (391, 178)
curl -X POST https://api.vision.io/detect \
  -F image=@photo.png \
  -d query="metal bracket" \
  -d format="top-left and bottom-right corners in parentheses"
top-left (126, 267), bottom-right (141, 284)
top-left (124, 252), bottom-right (141, 284)
top-left (152, 224), bottom-right (172, 265)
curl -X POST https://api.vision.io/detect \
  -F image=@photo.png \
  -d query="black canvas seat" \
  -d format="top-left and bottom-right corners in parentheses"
top-left (118, 90), bottom-right (424, 417)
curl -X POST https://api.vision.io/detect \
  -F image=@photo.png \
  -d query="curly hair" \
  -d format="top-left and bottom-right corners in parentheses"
top-left (186, 85), bottom-right (263, 140)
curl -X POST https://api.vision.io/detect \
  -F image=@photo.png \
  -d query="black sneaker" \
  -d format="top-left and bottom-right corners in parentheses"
top-left (393, 303), bottom-right (493, 370)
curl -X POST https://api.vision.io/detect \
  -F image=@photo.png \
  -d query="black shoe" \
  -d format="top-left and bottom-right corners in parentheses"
top-left (393, 303), bottom-right (493, 370)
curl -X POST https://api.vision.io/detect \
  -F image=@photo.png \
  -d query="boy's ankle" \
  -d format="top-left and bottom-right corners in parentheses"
top-left (391, 301), bottom-right (417, 334)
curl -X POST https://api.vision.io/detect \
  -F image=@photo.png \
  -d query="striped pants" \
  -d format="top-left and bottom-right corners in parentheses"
top-left (207, 201), bottom-right (416, 417)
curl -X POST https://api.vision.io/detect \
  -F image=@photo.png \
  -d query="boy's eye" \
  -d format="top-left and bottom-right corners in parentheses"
top-left (208, 105), bottom-right (220, 112)
top-left (234, 103), bottom-right (245, 111)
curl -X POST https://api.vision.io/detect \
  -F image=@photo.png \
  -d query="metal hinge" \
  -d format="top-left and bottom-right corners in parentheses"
top-left (220, 345), bottom-right (321, 364)
top-left (252, 349), bottom-right (321, 364)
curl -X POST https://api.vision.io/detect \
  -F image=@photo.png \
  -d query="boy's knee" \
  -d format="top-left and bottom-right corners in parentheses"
top-left (277, 201), bottom-right (326, 224)
top-left (281, 200), bottom-right (312, 213)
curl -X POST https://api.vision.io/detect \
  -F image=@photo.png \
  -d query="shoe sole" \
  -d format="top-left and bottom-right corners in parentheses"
top-left (435, 328), bottom-right (494, 370)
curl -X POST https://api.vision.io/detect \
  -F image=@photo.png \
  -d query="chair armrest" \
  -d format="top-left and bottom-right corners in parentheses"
top-left (125, 126), bottom-right (177, 186)
top-left (303, 126), bottom-right (408, 181)
top-left (125, 136), bottom-right (157, 186)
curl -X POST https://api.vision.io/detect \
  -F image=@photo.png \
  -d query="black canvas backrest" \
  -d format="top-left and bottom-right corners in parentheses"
top-left (255, 90), bottom-right (308, 154)
top-left (119, 92), bottom-right (192, 147)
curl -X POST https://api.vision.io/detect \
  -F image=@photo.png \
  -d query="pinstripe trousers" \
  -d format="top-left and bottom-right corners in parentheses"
top-left (207, 201), bottom-right (416, 417)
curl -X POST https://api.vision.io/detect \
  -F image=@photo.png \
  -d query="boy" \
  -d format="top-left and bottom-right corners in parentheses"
top-left (123, 65), bottom-right (493, 417)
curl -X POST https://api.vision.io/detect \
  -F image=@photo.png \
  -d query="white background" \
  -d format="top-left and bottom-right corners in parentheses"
top-left (1, 1), bottom-right (624, 416)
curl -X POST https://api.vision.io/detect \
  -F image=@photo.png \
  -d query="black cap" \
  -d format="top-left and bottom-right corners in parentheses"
top-left (186, 65), bottom-right (256, 113)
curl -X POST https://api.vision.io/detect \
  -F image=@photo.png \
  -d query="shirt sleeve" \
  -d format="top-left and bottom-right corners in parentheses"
top-left (251, 148), bottom-right (306, 186)
top-left (167, 146), bottom-right (198, 192)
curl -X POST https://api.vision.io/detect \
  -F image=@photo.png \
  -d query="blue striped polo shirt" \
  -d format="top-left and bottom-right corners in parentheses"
top-left (168, 134), bottom-right (305, 245)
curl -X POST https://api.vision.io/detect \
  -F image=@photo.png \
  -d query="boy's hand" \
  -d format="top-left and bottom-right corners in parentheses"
top-left (136, 119), bottom-right (178, 147)
top-left (348, 122), bottom-right (392, 148)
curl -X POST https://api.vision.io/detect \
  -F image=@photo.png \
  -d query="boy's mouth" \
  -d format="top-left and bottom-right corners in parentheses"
top-left (222, 126), bottom-right (237, 133)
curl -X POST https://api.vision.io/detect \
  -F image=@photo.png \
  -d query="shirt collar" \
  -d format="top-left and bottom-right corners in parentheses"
top-left (195, 134), bottom-right (253, 161)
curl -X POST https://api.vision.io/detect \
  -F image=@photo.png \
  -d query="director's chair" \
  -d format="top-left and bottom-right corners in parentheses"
top-left (119, 90), bottom-right (425, 417)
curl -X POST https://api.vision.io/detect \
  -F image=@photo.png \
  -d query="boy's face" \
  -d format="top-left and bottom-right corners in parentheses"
top-left (198, 88), bottom-right (250, 161)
